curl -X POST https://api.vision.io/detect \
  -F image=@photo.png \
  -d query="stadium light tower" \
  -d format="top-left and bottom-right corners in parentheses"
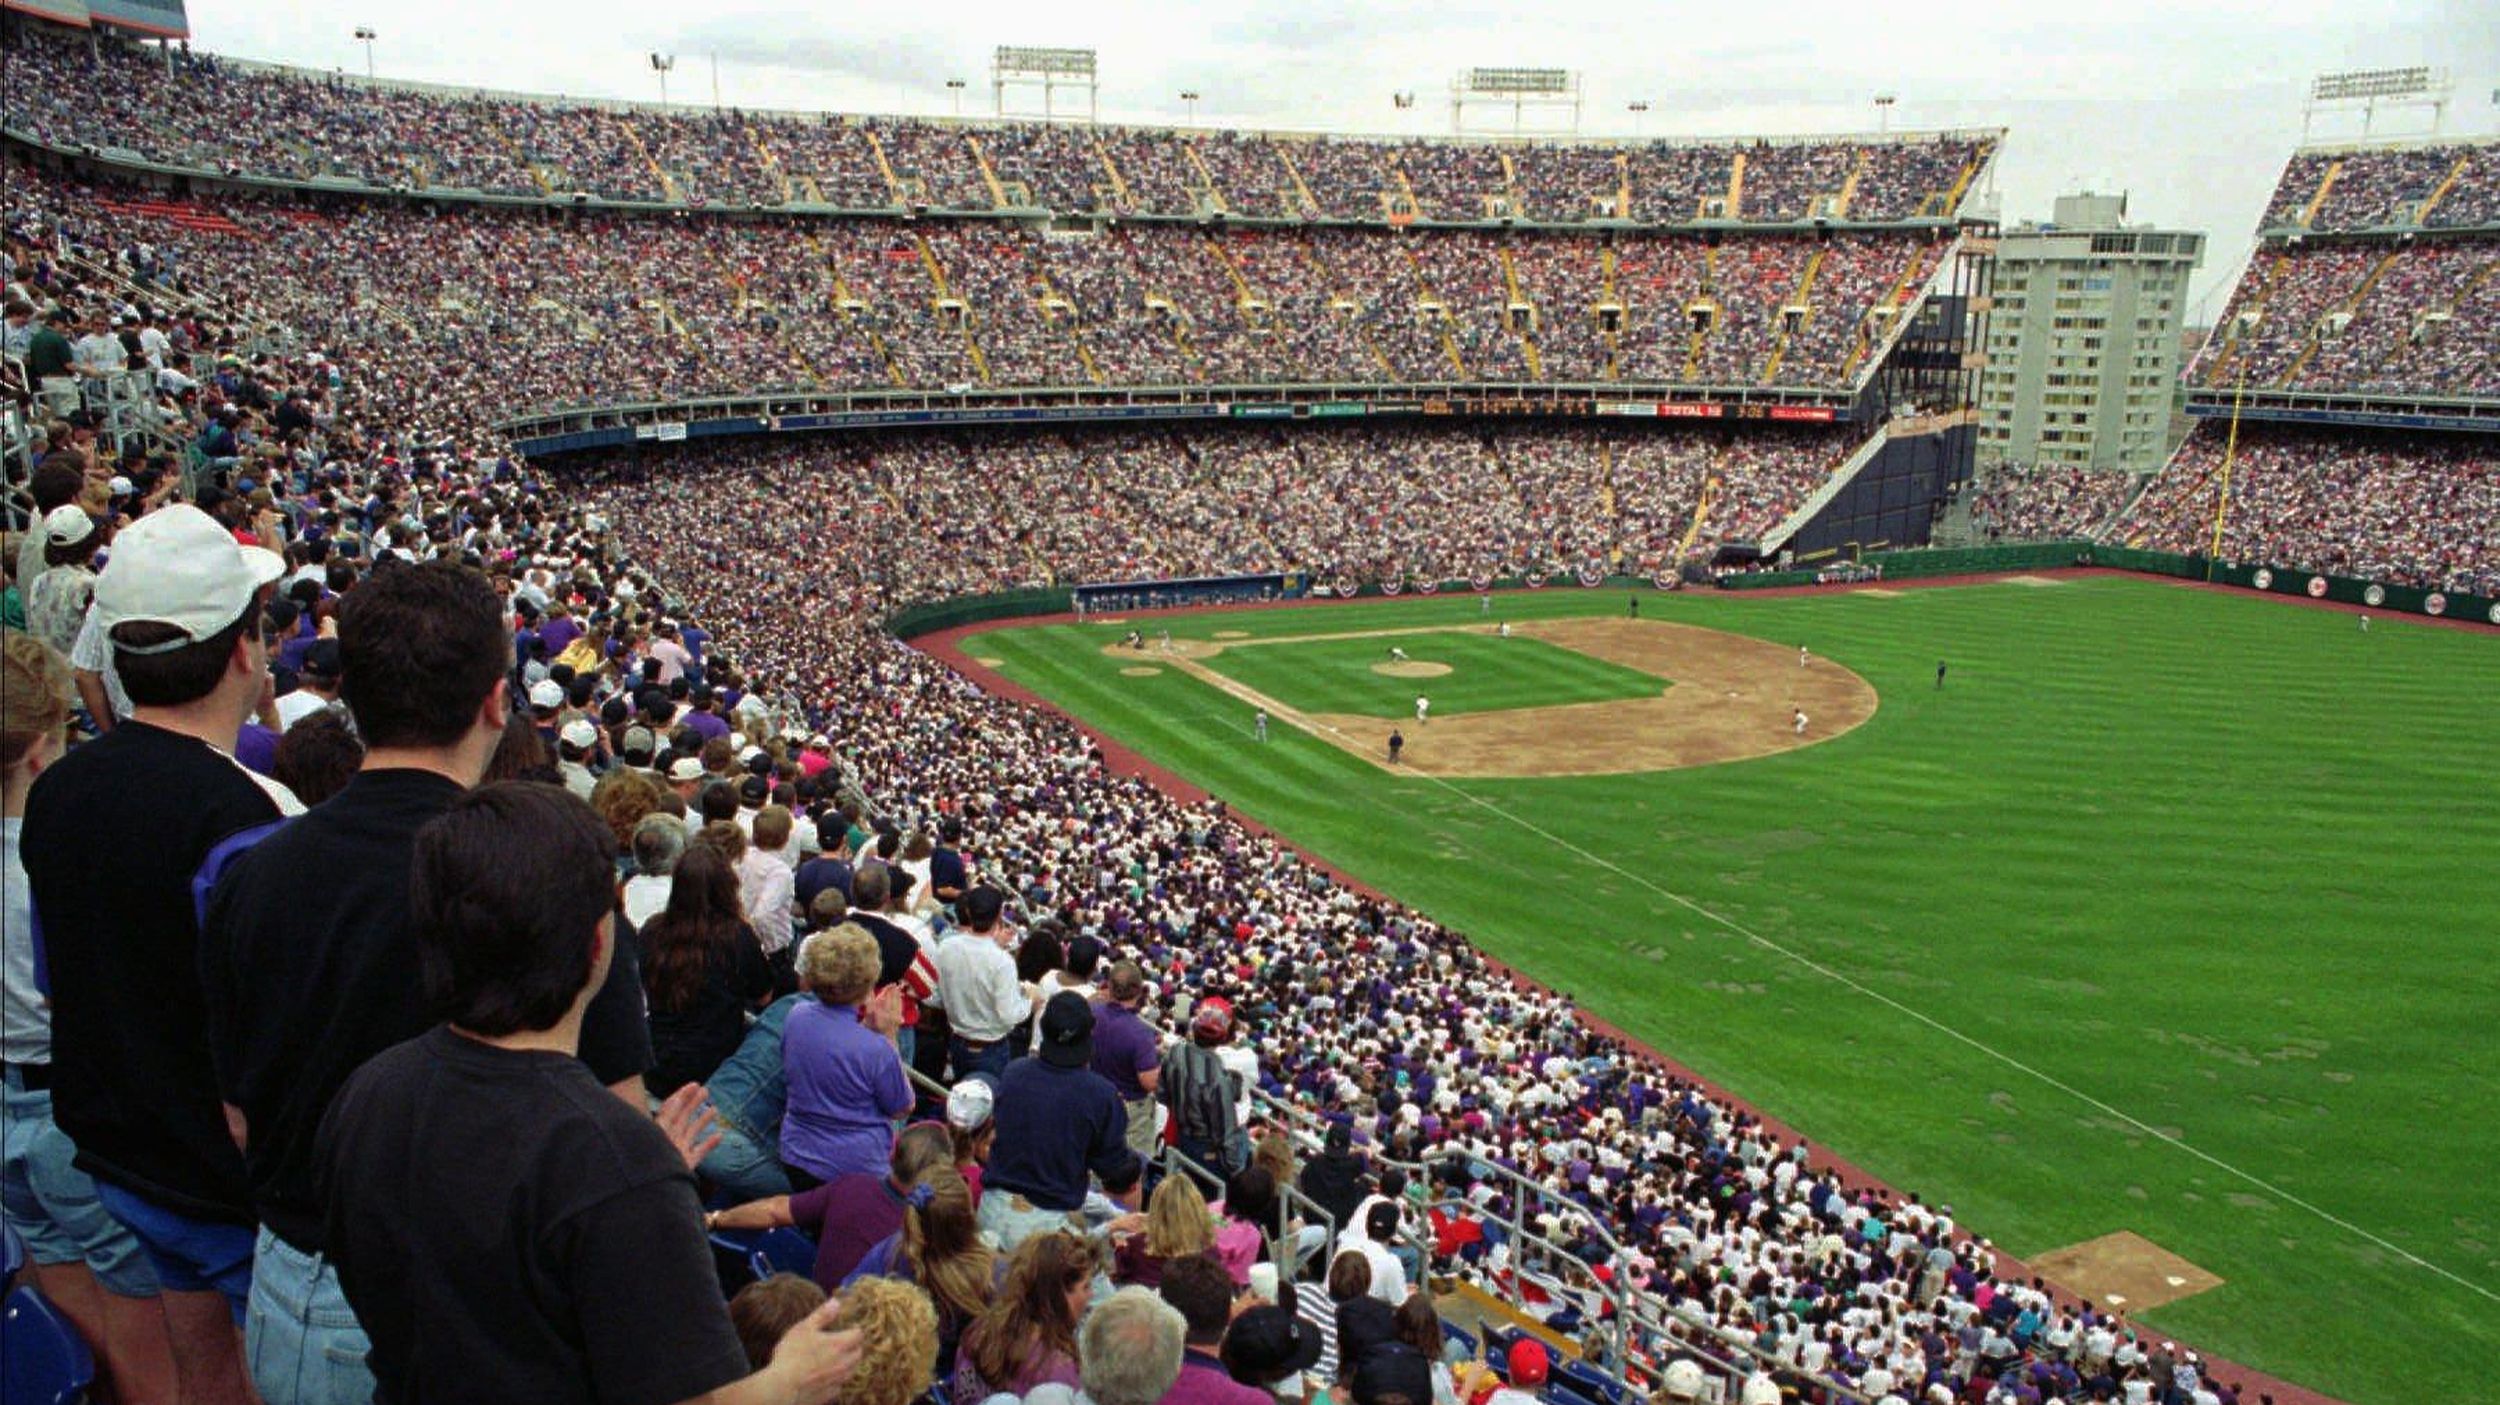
top-left (1180, 89), bottom-right (1202, 125)
top-left (649, 52), bottom-right (676, 109)
top-left (1874, 92), bottom-right (1897, 133)
top-left (1627, 99), bottom-right (1650, 136)
top-left (352, 26), bottom-right (375, 81)
top-left (946, 78), bottom-right (966, 117)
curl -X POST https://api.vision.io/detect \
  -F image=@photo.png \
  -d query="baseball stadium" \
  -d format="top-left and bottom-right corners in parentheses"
top-left (1, 7), bottom-right (2493, 1405)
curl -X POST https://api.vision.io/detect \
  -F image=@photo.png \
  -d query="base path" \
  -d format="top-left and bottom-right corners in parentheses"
top-left (1112, 618), bottom-right (1877, 779)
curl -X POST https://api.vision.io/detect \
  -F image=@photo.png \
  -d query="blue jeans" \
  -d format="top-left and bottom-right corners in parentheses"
top-left (0, 1069), bottom-right (159, 1297)
top-left (94, 1181), bottom-right (255, 1324)
top-left (949, 1035), bottom-right (1011, 1084)
top-left (701, 1123), bottom-right (793, 1205)
top-left (245, 1228), bottom-right (375, 1405)
top-left (976, 1189), bottom-right (1088, 1254)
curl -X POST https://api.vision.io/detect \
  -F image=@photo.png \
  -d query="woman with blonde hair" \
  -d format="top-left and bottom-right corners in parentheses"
top-left (949, 1231), bottom-right (1097, 1405)
top-left (845, 1166), bottom-right (992, 1374)
top-left (1110, 1169), bottom-right (1215, 1289)
top-left (828, 1276), bottom-right (940, 1405)
top-left (780, 924), bottom-right (910, 1190)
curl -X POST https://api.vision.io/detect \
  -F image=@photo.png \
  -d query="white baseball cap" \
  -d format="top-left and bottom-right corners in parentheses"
top-left (42, 504), bottom-right (97, 549)
top-left (559, 719), bottom-right (598, 749)
top-left (667, 757), bottom-right (705, 782)
top-left (945, 1078), bottom-right (995, 1131)
top-left (528, 679), bottom-right (565, 710)
top-left (91, 504), bottom-right (282, 648)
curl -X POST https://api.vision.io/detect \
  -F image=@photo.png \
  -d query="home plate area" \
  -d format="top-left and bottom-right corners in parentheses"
top-left (2029, 1231), bottom-right (2223, 1312)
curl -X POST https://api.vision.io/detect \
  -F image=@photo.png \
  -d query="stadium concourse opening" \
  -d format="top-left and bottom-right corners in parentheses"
top-left (1094, 617), bottom-right (1878, 777)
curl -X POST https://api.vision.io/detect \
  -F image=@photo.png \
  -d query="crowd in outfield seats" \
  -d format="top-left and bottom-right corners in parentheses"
top-left (2111, 423), bottom-right (2499, 597)
top-left (2, 23), bottom-right (1989, 227)
top-left (2257, 140), bottom-right (2500, 232)
top-left (1, 25), bottom-right (2481, 1405)
top-left (1967, 465), bottom-right (2132, 544)
top-left (2188, 238), bottom-right (2498, 398)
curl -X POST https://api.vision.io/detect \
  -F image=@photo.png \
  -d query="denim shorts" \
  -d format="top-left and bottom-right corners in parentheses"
top-left (0, 1071), bottom-right (160, 1298)
top-left (94, 1180), bottom-right (255, 1322)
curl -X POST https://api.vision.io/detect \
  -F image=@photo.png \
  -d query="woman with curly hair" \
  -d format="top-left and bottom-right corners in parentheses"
top-left (949, 1232), bottom-right (1096, 1405)
top-left (829, 1277), bottom-right (940, 1405)
top-left (845, 1167), bottom-right (992, 1375)
top-left (588, 765), bottom-right (666, 872)
top-left (1110, 1170), bottom-right (1215, 1290)
top-left (639, 844), bottom-right (774, 1096)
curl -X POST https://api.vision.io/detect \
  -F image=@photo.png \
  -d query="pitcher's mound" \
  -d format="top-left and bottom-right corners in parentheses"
top-left (1372, 661), bottom-right (1453, 678)
top-left (1120, 666), bottom-right (1163, 678)
top-left (972, 656), bottom-right (1006, 667)
top-left (2031, 1232), bottom-right (2222, 1312)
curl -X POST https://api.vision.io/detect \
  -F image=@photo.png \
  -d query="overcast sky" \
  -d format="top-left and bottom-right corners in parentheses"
top-left (181, 0), bottom-right (2498, 318)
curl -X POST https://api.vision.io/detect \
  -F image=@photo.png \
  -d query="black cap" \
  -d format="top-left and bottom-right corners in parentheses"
top-left (300, 638), bottom-right (343, 679)
top-left (738, 775), bottom-right (770, 805)
top-left (1225, 1306), bottom-right (1325, 1378)
top-left (1037, 991), bottom-right (1095, 1068)
top-left (1349, 1343), bottom-right (1433, 1405)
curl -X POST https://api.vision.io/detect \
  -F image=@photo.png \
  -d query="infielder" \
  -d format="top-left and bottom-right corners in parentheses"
top-left (1496, 621), bottom-right (1512, 638)
top-left (1389, 646), bottom-right (1410, 662)
top-left (1798, 645), bottom-right (1811, 668)
top-left (1792, 707), bottom-right (1808, 735)
top-left (1414, 695), bottom-right (1430, 725)
top-left (1254, 710), bottom-right (1268, 742)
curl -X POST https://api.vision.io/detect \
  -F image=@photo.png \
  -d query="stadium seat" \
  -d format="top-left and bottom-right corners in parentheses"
top-left (1442, 1319), bottom-right (1480, 1359)
top-left (2, 1284), bottom-right (97, 1405)
top-left (709, 1227), bottom-right (816, 1291)
top-left (3, 1222), bottom-right (25, 1279)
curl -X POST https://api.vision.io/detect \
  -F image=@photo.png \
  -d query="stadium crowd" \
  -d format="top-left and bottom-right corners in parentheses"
top-left (5, 24), bottom-right (2480, 1405)
top-left (2111, 422), bottom-right (2499, 597)
top-left (1966, 465), bottom-right (2133, 544)
top-left (2189, 238), bottom-right (2498, 399)
top-left (2, 22), bottom-right (1991, 228)
top-left (2257, 139), bottom-right (2500, 232)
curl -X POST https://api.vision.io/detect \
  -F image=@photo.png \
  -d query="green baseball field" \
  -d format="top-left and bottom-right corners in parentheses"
top-left (959, 574), bottom-right (2498, 1404)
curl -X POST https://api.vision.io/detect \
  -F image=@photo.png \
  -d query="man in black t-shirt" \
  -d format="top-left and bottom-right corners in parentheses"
top-left (21, 505), bottom-right (297, 1405)
top-left (318, 783), bottom-right (862, 1405)
top-left (200, 559), bottom-right (659, 1404)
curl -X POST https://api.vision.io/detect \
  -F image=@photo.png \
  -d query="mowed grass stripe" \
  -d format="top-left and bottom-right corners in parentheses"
top-left (964, 580), bottom-right (2498, 1403)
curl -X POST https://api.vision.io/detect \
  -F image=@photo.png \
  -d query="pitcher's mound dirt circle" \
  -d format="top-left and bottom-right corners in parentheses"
top-left (973, 656), bottom-right (1006, 667)
top-left (1372, 660), bottom-right (1453, 678)
top-left (1120, 666), bottom-right (1163, 677)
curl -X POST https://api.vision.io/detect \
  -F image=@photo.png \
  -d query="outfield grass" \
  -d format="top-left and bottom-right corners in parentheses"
top-left (967, 578), bottom-right (2500, 1404)
top-left (1198, 630), bottom-right (1667, 718)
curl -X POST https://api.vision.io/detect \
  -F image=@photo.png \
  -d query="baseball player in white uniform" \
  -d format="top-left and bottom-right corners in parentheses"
top-left (1415, 696), bottom-right (1430, 724)
top-left (1793, 707), bottom-right (1808, 735)
top-left (1798, 645), bottom-right (1810, 668)
top-left (1254, 709), bottom-right (1268, 742)
top-left (1389, 646), bottom-right (1409, 663)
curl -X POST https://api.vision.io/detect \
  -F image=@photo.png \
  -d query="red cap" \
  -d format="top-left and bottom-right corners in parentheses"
top-left (1508, 1339), bottom-right (1549, 1387)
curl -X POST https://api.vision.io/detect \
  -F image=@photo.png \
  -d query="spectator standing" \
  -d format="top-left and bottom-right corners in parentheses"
top-left (0, 632), bottom-right (177, 1402)
top-left (199, 558), bottom-right (658, 1405)
top-left (935, 885), bottom-right (1033, 1083)
top-left (638, 844), bottom-right (774, 1098)
top-left (979, 992), bottom-right (1144, 1251)
top-left (623, 813), bottom-right (685, 928)
top-left (1092, 960), bottom-right (1164, 1162)
top-left (24, 504), bottom-right (101, 657)
top-left (779, 925), bottom-right (912, 1189)
top-left (740, 804), bottom-right (799, 959)
top-left (315, 783), bottom-right (863, 1404)
top-left (274, 636), bottom-right (343, 729)
top-left (20, 504), bottom-right (299, 1405)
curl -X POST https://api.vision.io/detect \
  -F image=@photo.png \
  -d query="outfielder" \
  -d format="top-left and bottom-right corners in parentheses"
top-left (1254, 709), bottom-right (1268, 742)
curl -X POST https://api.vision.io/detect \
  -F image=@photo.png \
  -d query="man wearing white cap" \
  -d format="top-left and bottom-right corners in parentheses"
top-left (20, 504), bottom-right (299, 1405)
top-left (555, 717), bottom-right (601, 798)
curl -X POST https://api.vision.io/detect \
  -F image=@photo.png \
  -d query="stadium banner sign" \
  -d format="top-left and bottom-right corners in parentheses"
top-left (1308, 402), bottom-right (1371, 418)
top-left (1596, 402), bottom-right (1659, 417)
top-left (1651, 403), bottom-right (1727, 419)
top-left (1768, 406), bottom-right (1837, 422)
top-left (1225, 403), bottom-right (1299, 419)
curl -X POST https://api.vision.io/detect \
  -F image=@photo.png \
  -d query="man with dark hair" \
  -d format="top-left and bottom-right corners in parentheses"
top-left (1158, 1253), bottom-right (1271, 1405)
top-left (21, 505), bottom-right (297, 1405)
top-left (200, 559), bottom-right (657, 1405)
top-left (1348, 1343), bottom-right (1435, 1405)
top-left (934, 885), bottom-right (1031, 1084)
top-left (317, 784), bottom-right (863, 1404)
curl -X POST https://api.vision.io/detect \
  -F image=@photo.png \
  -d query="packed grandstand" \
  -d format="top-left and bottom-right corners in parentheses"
top-left (1, 12), bottom-right (2495, 1405)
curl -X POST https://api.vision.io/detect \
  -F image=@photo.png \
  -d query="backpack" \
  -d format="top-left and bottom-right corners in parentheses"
top-left (1162, 1042), bottom-right (1244, 1172)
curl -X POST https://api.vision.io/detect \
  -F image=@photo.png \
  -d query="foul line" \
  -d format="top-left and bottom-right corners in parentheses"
top-left (1311, 719), bottom-right (2499, 1307)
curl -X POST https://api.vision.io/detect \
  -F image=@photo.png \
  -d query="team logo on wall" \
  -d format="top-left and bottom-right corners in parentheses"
top-left (2423, 593), bottom-right (2447, 616)
top-left (2251, 568), bottom-right (2274, 590)
top-left (1526, 570), bottom-right (1548, 589)
top-left (2306, 576), bottom-right (2328, 598)
top-left (2363, 584), bottom-right (2386, 607)
top-left (1577, 563), bottom-right (1605, 588)
top-left (1417, 578), bottom-right (1440, 595)
top-left (1471, 574), bottom-right (1494, 593)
